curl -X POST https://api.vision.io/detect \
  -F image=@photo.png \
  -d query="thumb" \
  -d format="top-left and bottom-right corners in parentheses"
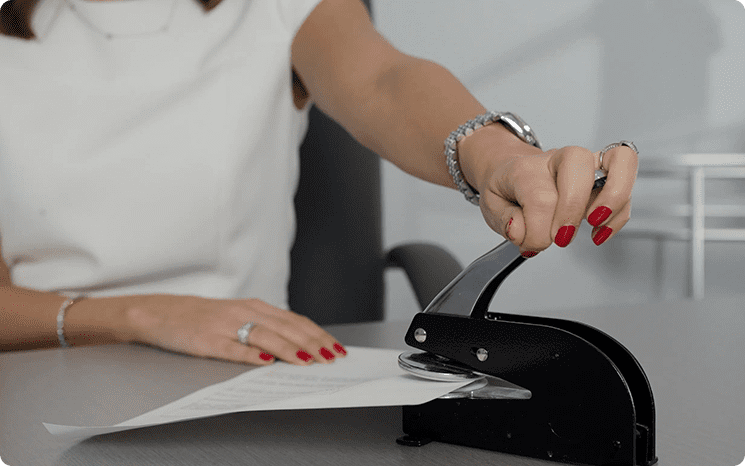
top-left (480, 191), bottom-right (526, 247)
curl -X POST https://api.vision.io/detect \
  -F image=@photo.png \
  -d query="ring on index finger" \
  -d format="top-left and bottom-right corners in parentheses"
top-left (237, 322), bottom-right (257, 345)
top-left (599, 140), bottom-right (638, 171)
top-left (595, 141), bottom-right (638, 190)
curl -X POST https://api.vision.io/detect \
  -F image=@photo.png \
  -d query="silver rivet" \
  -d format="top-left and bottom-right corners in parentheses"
top-left (414, 328), bottom-right (427, 343)
top-left (476, 348), bottom-right (488, 361)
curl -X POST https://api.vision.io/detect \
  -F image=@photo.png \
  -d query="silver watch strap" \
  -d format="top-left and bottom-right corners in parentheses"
top-left (445, 111), bottom-right (541, 205)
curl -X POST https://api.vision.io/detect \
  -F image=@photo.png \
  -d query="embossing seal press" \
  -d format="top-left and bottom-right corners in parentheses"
top-left (397, 240), bottom-right (658, 466)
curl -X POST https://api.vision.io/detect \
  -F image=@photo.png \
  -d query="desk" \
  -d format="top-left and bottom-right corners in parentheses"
top-left (1, 296), bottom-right (744, 466)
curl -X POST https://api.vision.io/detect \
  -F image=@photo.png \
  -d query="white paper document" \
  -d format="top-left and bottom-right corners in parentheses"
top-left (44, 346), bottom-right (469, 439)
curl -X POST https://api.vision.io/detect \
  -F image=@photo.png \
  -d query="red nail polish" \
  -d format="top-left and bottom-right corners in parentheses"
top-left (588, 206), bottom-right (612, 227)
top-left (593, 226), bottom-right (613, 246)
top-left (505, 218), bottom-right (514, 241)
top-left (333, 343), bottom-right (347, 355)
top-left (259, 352), bottom-right (274, 361)
top-left (319, 347), bottom-right (335, 360)
top-left (554, 225), bottom-right (576, 248)
top-left (521, 251), bottom-right (537, 258)
top-left (296, 350), bottom-right (313, 362)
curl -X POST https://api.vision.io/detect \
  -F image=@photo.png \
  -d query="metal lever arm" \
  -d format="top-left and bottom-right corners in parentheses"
top-left (423, 240), bottom-right (523, 319)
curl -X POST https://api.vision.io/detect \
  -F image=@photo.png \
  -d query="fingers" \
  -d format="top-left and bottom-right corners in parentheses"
top-left (191, 337), bottom-right (278, 366)
top-left (549, 146), bottom-right (596, 248)
top-left (590, 198), bottom-right (632, 246)
top-left (504, 160), bottom-right (562, 255)
top-left (483, 186), bottom-right (556, 256)
top-left (129, 295), bottom-right (348, 367)
top-left (242, 303), bottom-right (346, 365)
top-left (480, 143), bottom-right (636, 252)
top-left (586, 144), bottom-right (638, 235)
top-left (489, 148), bottom-right (595, 254)
top-left (234, 323), bottom-right (312, 366)
top-left (480, 191), bottom-right (525, 247)
top-left (518, 186), bottom-right (559, 255)
top-left (483, 154), bottom-right (557, 255)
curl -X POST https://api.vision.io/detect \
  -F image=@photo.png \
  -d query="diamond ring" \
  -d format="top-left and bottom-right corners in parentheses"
top-left (237, 322), bottom-right (257, 345)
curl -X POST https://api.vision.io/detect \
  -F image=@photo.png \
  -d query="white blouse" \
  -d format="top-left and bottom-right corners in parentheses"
top-left (0, 0), bottom-right (321, 309)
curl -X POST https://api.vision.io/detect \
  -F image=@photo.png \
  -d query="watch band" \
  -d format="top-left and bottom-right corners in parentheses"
top-left (445, 111), bottom-right (542, 205)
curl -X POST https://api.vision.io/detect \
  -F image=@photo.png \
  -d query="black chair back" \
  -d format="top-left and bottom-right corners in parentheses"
top-left (289, 106), bottom-right (384, 324)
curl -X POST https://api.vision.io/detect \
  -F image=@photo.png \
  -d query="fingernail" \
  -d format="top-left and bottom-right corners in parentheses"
top-left (505, 218), bottom-right (514, 241)
top-left (259, 352), bottom-right (274, 361)
top-left (521, 251), bottom-right (538, 258)
top-left (588, 206), bottom-right (612, 227)
top-left (319, 347), bottom-right (335, 360)
top-left (296, 350), bottom-right (313, 362)
top-left (333, 343), bottom-right (347, 355)
top-left (554, 225), bottom-right (576, 248)
top-left (593, 226), bottom-right (613, 246)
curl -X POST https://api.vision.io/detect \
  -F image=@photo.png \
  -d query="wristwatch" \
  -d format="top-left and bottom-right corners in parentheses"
top-left (445, 111), bottom-right (542, 205)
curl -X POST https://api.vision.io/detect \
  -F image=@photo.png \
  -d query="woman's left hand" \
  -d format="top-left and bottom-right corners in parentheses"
top-left (460, 131), bottom-right (638, 256)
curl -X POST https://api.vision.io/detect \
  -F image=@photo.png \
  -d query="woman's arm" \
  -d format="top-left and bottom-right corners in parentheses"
top-left (0, 287), bottom-right (128, 349)
top-left (0, 243), bottom-right (126, 349)
top-left (0, 243), bottom-right (345, 364)
top-left (292, 0), bottom-right (500, 188)
top-left (291, 0), bottom-right (638, 254)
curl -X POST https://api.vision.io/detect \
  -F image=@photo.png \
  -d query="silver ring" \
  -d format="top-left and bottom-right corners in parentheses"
top-left (237, 322), bottom-right (257, 345)
top-left (599, 140), bottom-right (638, 171)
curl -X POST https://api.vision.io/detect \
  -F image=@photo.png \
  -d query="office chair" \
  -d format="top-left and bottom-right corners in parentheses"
top-left (289, 106), bottom-right (463, 324)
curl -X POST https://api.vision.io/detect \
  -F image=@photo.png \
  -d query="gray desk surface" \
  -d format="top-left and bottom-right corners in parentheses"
top-left (1, 296), bottom-right (744, 466)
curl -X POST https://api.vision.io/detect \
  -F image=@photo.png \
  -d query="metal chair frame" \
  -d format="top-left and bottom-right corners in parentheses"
top-left (620, 153), bottom-right (745, 299)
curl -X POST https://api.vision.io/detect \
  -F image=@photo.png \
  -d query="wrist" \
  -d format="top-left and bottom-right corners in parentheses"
top-left (63, 295), bottom-right (139, 345)
top-left (458, 123), bottom-right (542, 194)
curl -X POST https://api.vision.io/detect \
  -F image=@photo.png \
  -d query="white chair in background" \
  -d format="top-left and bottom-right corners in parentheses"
top-left (619, 153), bottom-right (745, 300)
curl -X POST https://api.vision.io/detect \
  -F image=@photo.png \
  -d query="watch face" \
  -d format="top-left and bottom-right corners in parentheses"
top-left (498, 113), bottom-right (541, 149)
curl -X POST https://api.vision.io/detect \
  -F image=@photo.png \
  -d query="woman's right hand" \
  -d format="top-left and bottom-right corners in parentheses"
top-left (110, 294), bottom-right (347, 366)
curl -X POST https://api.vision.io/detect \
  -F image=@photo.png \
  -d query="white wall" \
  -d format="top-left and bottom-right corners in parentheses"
top-left (374, 0), bottom-right (745, 321)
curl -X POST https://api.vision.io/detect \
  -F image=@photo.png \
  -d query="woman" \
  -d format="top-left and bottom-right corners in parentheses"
top-left (0, 0), bottom-right (638, 364)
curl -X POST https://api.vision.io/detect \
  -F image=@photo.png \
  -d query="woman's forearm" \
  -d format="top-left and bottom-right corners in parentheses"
top-left (361, 55), bottom-right (541, 190)
top-left (0, 286), bottom-right (129, 350)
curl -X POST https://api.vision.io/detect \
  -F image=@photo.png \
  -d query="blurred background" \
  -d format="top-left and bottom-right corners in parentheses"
top-left (373, 0), bottom-right (745, 321)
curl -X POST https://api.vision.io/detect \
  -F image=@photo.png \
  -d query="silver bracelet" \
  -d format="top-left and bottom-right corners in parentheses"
top-left (445, 111), bottom-right (541, 205)
top-left (56, 295), bottom-right (87, 348)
